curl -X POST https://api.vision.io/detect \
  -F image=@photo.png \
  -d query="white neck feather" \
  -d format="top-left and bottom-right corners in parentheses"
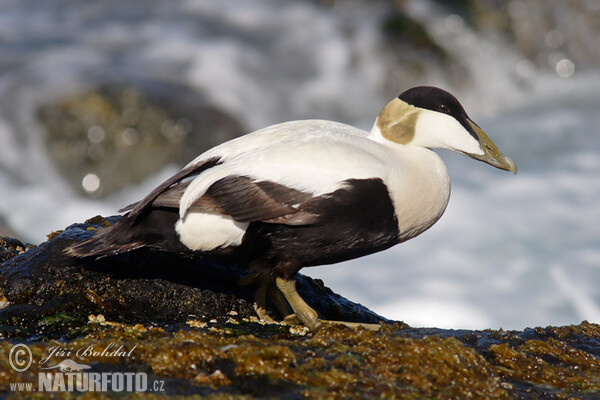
top-left (368, 123), bottom-right (386, 143)
top-left (368, 122), bottom-right (451, 241)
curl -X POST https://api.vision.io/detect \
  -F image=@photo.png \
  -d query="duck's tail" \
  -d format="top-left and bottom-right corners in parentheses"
top-left (65, 208), bottom-right (186, 259)
top-left (65, 219), bottom-right (144, 259)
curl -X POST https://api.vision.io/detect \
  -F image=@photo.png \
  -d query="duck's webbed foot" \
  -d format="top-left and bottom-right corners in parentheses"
top-left (242, 274), bottom-right (381, 331)
top-left (275, 277), bottom-right (382, 331)
top-left (240, 273), bottom-right (292, 322)
top-left (275, 277), bottom-right (321, 329)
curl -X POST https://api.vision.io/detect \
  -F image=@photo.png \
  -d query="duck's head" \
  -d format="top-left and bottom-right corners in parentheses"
top-left (374, 86), bottom-right (517, 174)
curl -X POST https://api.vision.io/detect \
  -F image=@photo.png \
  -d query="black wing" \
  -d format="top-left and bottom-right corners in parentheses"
top-left (120, 157), bottom-right (222, 220)
top-left (66, 157), bottom-right (222, 258)
top-left (189, 175), bottom-right (320, 225)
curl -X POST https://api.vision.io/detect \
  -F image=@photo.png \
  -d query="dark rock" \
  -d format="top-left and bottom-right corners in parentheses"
top-left (0, 215), bottom-right (388, 339)
top-left (0, 236), bottom-right (34, 263)
top-left (1, 218), bottom-right (599, 398)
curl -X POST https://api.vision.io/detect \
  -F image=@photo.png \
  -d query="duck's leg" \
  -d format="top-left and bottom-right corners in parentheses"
top-left (275, 277), bottom-right (382, 331)
top-left (266, 278), bottom-right (295, 318)
top-left (246, 274), bottom-right (381, 330)
top-left (253, 275), bottom-right (276, 322)
top-left (240, 273), bottom-right (292, 322)
top-left (275, 277), bottom-right (321, 329)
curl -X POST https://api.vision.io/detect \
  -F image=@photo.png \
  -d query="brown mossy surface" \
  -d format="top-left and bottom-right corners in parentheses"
top-left (1, 219), bottom-right (599, 398)
top-left (1, 319), bottom-right (599, 399)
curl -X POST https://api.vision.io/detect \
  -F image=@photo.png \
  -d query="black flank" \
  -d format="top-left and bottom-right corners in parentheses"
top-left (68, 166), bottom-right (401, 285)
top-left (240, 178), bottom-right (400, 279)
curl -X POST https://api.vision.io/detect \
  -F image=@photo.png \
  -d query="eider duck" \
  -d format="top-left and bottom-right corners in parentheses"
top-left (67, 86), bottom-right (517, 329)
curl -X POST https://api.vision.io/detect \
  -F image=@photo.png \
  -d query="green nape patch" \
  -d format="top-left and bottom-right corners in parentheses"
top-left (1, 318), bottom-right (599, 398)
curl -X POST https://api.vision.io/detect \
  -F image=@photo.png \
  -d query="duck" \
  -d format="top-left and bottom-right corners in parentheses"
top-left (67, 86), bottom-right (517, 329)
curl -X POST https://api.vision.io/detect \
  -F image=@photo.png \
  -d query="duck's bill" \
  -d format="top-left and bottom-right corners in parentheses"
top-left (467, 119), bottom-right (517, 174)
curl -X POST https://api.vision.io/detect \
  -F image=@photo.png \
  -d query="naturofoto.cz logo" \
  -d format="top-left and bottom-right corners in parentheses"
top-left (7, 343), bottom-right (165, 393)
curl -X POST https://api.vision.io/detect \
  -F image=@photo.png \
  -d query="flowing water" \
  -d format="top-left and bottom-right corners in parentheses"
top-left (0, 0), bottom-right (598, 330)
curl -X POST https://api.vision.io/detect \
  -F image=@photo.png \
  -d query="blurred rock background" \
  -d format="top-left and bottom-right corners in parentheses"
top-left (2, 0), bottom-right (597, 200)
top-left (39, 82), bottom-right (242, 196)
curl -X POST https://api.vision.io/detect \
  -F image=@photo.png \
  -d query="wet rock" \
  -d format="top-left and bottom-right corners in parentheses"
top-left (0, 236), bottom-right (34, 264)
top-left (1, 218), bottom-right (599, 398)
top-left (39, 82), bottom-right (245, 197)
top-left (0, 215), bottom-right (387, 340)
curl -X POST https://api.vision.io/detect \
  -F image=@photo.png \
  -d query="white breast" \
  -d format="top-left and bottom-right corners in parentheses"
top-left (368, 124), bottom-right (451, 240)
top-left (385, 146), bottom-right (450, 241)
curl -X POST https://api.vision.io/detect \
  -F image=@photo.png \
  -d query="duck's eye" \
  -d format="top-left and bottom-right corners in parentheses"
top-left (438, 104), bottom-right (450, 113)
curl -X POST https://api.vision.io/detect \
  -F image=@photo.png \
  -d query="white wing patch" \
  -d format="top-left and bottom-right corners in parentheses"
top-left (175, 212), bottom-right (249, 251)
